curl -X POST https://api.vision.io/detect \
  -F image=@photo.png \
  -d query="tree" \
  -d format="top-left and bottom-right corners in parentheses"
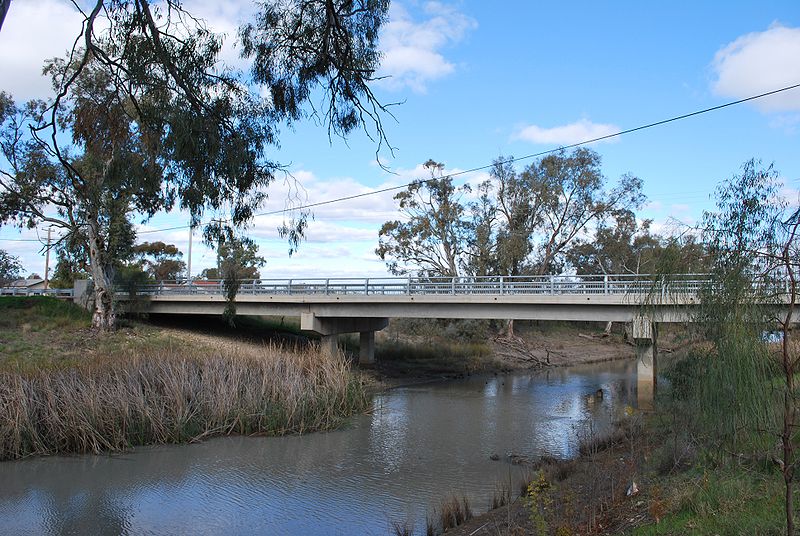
top-left (526, 148), bottom-right (645, 275)
top-left (376, 160), bottom-right (472, 276)
top-left (667, 159), bottom-right (798, 535)
top-left (465, 178), bottom-right (497, 277)
top-left (50, 249), bottom-right (91, 289)
top-left (200, 267), bottom-right (220, 280)
top-left (0, 0), bottom-right (390, 330)
top-left (0, 248), bottom-right (21, 286)
top-left (132, 241), bottom-right (185, 281)
top-left (700, 160), bottom-right (798, 535)
top-left (492, 156), bottom-right (550, 276)
top-left (566, 210), bottom-right (661, 275)
top-left (378, 149), bottom-right (645, 282)
top-left (209, 229), bottom-right (266, 325)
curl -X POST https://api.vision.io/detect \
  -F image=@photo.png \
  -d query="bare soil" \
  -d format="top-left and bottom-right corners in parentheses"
top-left (447, 426), bottom-right (663, 536)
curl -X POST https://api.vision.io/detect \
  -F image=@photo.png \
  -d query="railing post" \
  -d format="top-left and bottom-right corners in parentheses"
top-left (500, 276), bottom-right (504, 295)
top-left (407, 275), bottom-right (411, 295)
top-left (451, 276), bottom-right (456, 295)
top-left (604, 275), bottom-right (608, 294)
top-left (550, 276), bottom-right (555, 294)
top-left (325, 279), bottom-right (330, 295)
top-left (288, 279), bottom-right (292, 295)
top-left (365, 278), bottom-right (370, 295)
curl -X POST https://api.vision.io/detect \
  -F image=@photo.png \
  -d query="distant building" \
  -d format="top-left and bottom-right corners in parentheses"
top-left (8, 278), bottom-right (47, 290)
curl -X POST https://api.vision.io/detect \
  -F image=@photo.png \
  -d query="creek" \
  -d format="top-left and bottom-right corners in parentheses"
top-left (0, 360), bottom-right (638, 535)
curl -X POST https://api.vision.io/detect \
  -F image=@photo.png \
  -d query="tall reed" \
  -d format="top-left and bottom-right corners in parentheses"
top-left (0, 344), bottom-right (369, 460)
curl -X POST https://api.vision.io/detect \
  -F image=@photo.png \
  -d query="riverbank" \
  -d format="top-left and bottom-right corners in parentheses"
top-left (0, 297), bottom-right (369, 460)
top-left (428, 362), bottom-right (787, 536)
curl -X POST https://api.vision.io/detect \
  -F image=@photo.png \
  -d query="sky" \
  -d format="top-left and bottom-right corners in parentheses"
top-left (1, 0), bottom-right (799, 280)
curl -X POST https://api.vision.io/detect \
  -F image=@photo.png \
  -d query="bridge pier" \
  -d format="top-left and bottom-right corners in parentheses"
top-left (632, 316), bottom-right (657, 409)
top-left (301, 313), bottom-right (388, 365)
top-left (320, 334), bottom-right (339, 359)
top-left (359, 331), bottom-right (376, 365)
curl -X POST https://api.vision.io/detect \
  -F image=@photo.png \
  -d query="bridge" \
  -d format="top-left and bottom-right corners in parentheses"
top-left (5, 273), bottom-right (791, 405)
top-left (107, 273), bottom-right (724, 405)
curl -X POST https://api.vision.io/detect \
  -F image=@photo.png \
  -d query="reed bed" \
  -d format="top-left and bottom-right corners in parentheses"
top-left (0, 344), bottom-right (369, 460)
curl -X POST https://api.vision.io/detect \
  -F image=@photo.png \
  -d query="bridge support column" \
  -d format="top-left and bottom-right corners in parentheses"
top-left (320, 334), bottom-right (339, 358)
top-left (632, 316), bottom-right (657, 410)
top-left (301, 313), bottom-right (388, 365)
top-left (359, 331), bottom-right (376, 366)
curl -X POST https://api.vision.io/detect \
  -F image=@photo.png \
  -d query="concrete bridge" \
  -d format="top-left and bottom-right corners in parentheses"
top-left (5, 273), bottom-right (791, 405)
top-left (111, 273), bottom-right (728, 405)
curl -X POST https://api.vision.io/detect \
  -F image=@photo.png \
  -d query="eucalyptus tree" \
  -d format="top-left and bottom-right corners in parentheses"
top-left (132, 242), bottom-right (185, 282)
top-left (0, 0), bottom-right (390, 330)
top-left (527, 148), bottom-right (645, 275)
top-left (376, 160), bottom-right (472, 276)
top-left (210, 229), bottom-right (266, 325)
top-left (566, 210), bottom-right (662, 275)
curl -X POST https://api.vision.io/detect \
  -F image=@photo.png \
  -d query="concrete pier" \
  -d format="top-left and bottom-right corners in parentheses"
top-left (301, 313), bottom-right (387, 364)
top-left (632, 316), bottom-right (657, 409)
top-left (359, 331), bottom-right (376, 366)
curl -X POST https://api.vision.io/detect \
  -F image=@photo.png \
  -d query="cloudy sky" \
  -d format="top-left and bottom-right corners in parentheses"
top-left (1, 0), bottom-right (799, 280)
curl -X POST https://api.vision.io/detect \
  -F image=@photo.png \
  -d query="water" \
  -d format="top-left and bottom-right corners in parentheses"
top-left (0, 360), bottom-right (638, 535)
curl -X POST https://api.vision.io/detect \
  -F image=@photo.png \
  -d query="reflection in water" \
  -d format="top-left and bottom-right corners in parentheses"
top-left (0, 360), bottom-right (637, 535)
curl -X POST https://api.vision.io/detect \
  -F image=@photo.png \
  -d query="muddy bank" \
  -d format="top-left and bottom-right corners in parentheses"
top-left (445, 420), bottom-right (658, 536)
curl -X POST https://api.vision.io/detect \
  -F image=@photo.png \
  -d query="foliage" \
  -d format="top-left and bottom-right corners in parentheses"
top-left (0, 248), bottom-right (22, 286)
top-left (377, 149), bottom-right (645, 278)
top-left (526, 471), bottom-right (553, 536)
top-left (205, 226), bottom-right (266, 325)
top-left (376, 160), bottom-right (472, 276)
top-left (240, 0), bottom-right (391, 147)
top-left (566, 210), bottom-right (661, 275)
top-left (0, 343), bottom-right (369, 460)
top-left (0, 0), bottom-right (391, 330)
top-left (132, 241), bottom-right (185, 281)
top-left (49, 249), bottom-right (90, 289)
top-left (659, 158), bottom-right (799, 534)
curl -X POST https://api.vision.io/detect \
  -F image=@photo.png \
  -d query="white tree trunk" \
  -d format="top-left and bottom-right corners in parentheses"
top-left (87, 223), bottom-right (116, 330)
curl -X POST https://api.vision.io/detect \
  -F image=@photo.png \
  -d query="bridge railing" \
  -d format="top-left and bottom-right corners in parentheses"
top-left (0, 287), bottom-right (74, 298)
top-left (129, 274), bottom-right (716, 297)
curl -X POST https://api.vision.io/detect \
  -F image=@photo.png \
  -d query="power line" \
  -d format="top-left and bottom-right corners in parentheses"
top-left (17, 82), bottom-right (800, 240)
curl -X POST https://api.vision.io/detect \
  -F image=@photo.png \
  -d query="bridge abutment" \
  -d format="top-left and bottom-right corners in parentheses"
top-left (632, 316), bottom-right (657, 409)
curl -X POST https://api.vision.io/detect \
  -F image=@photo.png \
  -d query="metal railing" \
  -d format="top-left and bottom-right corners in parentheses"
top-left (0, 287), bottom-right (74, 297)
top-left (129, 274), bottom-right (716, 298)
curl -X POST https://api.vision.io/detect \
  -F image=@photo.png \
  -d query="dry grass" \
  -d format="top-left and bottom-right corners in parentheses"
top-left (438, 495), bottom-right (473, 532)
top-left (0, 343), bottom-right (369, 460)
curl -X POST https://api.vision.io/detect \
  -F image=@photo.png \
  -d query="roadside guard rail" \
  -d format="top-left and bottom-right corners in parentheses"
top-left (0, 287), bottom-right (74, 297)
top-left (128, 274), bottom-right (729, 297)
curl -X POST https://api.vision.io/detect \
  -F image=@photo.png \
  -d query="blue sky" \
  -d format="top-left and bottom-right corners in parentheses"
top-left (1, 0), bottom-right (799, 279)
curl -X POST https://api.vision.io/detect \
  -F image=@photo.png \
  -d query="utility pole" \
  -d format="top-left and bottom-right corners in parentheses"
top-left (44, 227), bottom-right (52, 289)
top-left (187, 225), bottom-right (193, 281)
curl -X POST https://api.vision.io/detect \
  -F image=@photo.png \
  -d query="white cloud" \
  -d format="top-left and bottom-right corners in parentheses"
top-left (0, 1), bottom-right (255, 101)
top-left (377, 2), bottom-right (477, 93)
top-left (0, 0), bottom-right (84, 100)
top-left (514, 119), bottom-right (621, 146)
top-left (711, 24), bottom-right (800, 112)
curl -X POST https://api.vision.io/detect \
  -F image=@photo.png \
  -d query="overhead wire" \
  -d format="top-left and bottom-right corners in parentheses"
top-left (134, 81), bottom-right (800, 235)
top-left (4, 81), bottom-right (800, 243)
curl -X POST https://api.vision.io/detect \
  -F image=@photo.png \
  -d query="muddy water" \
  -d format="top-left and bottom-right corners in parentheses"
top-left (0, 360), bottom-right (638, 535)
